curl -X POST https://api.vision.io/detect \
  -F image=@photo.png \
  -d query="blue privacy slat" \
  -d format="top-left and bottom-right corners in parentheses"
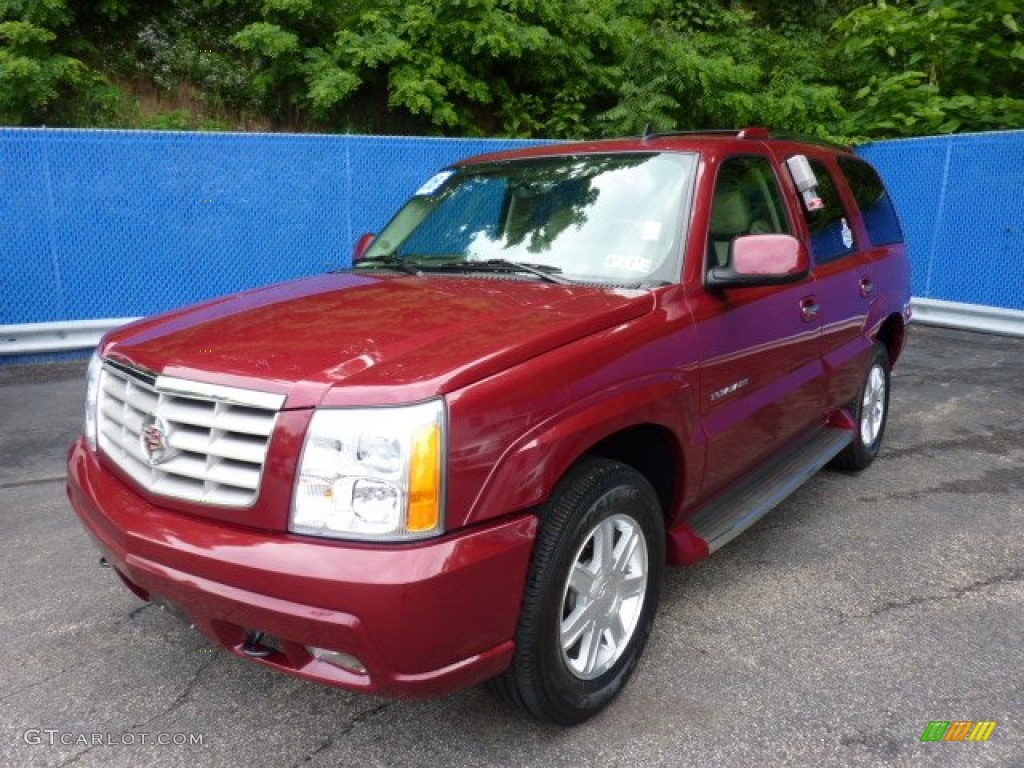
top-left (858, 131), bottom-right (1024, 310)
top-left (2, 128), bottom-right (1021, 326)
top-left (0, 130), bottom-right (541, 324)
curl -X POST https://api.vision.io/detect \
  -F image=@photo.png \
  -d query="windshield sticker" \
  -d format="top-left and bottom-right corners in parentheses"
top-left (641, 221), bottom-right (662, 242)
top-left (605, 253), bottom-right (654, 273)
top-left (841, 217), bottom-right (854, 249)
top-left (415, 170), bottom-right (455, 196)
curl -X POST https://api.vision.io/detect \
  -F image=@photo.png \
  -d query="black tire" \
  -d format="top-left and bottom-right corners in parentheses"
top-left (489, 457), bottom-right (665, 725)
top-left (831, 342), bottom-right (891, 471)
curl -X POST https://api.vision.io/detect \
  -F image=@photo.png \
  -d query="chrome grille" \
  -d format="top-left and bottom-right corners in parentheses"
top-left (97, 360), bottom-right (285, 507)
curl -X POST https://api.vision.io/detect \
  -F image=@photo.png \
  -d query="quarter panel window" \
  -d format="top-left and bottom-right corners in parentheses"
top-left (838, 157), bottom-right (904, 247)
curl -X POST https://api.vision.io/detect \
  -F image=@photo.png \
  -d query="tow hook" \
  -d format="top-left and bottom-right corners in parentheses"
top-left (241, 631), bottom-right (275, 658)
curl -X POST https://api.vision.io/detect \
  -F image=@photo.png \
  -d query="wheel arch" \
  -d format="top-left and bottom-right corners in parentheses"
top-left (585, 424), bottom-right (682, 525)
top-left (458, 378), bottom-right (700, 531)
top-left (875, 312), bottom-right (907, 365)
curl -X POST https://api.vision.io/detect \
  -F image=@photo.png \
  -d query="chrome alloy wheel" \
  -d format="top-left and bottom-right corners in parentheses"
top-left (860, 363), bottom-right (887, 446)
top-left (559, 512), bottom-right (648, 680)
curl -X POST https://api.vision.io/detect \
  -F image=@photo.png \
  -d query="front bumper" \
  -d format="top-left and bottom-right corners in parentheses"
top-left (67, 438), bottom-right (536, 698)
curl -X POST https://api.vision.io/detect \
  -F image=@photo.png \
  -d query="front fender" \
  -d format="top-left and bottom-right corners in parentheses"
top-left (449, 375), bottom-right (701, 530)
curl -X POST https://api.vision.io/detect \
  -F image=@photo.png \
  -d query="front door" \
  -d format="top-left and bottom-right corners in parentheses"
top-left (690, 154), bottom-right (826, 497)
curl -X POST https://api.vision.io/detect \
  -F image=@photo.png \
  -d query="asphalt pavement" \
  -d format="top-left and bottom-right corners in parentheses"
top-left (0, 325), bottom-right (1021, 768)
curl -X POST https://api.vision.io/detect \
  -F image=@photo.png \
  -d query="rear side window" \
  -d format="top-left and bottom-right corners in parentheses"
top-left (838, 157), bottom-right (904, 246)
top-left (799, 159), bottom-right (856, 264)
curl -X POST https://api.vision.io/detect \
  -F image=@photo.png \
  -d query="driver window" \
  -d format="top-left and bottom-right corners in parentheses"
top-left (707, 156), bottom-right (790, 269)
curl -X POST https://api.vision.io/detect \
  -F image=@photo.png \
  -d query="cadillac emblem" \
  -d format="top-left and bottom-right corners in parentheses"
top-left (140, 415), bottom-right (172, 466)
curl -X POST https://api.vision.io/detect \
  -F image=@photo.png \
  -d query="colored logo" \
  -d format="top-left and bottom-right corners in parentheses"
top-left (920, 721), bottom-right (997, 742)
top-left (140, 415), bottom-right (173, 466)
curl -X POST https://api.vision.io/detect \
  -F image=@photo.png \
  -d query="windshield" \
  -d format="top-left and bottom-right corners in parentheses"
top-left (362, 152), bottom-right (697, 286)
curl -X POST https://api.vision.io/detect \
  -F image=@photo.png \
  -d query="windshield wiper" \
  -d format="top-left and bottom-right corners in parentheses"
top-left (432, 259), bottom-right (571, 285)
top-left (353, 255), bottom-right (573, 285)
top-left (350, 254), bottom-right (422, 276)
top-left (482, 259), bottom-right (572, 284)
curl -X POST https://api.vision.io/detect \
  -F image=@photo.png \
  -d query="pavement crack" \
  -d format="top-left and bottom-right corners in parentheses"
top-left (130, 654), bottom-right (218, 729)
top-left (839, 728), bottom-right (903, 759)
top-left (54, 649), bottom-right (219, 766)
top-left (860, 567), bottom-right (1023, 619)
top-left (290, 736), bottom-right (334, 766)
top-left (58, 749), bottom-right (91, 767)
top-left (0, 474), bottom-right (66, 489)
top-left (859, 466), bottom-right (1024, 502)
top-left (884, 424), bottom-right (1024, 461)
top-left (0, 662), bottom-right (89, 704)
top-left (286, 703), bottom-right (391, 768)
top-left (344, 702), bottom-right (392, 731)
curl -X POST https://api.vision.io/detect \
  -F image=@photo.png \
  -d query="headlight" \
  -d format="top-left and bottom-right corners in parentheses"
top-left (291, 400), bottom-right (445, 541)
top-left (84, 351), bottom-right (103, 451)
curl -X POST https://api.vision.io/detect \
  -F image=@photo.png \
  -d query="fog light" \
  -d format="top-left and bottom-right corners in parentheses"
top-left (308, 646), bottom-right (367, 674)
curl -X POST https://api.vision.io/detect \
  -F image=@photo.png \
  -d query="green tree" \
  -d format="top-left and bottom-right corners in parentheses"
top-left (228, 0), bottom-right (622, 136)
top-left (598, 1), bottom-right (846, 138)
top-left (831, 0), bottom-right (1024, 137)
top-left (0, 0), bottom-right (112, 124)
top-left (2, 0), bottom-right (1022, 139)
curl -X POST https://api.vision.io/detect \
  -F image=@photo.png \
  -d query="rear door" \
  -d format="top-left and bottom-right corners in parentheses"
top-left (778, 151), bottom-right (878, 410)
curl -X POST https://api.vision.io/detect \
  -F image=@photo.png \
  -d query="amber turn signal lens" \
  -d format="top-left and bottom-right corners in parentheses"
top-left (407, 423), bottom-right (441, 533)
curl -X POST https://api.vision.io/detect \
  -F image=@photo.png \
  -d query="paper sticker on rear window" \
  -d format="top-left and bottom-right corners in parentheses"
top-left (841, 217), bottom-right (854, 249)
top-left (416, 170), bottom-right (455, 196)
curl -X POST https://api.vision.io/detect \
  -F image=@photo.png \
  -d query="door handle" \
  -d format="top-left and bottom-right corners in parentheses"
top-left (859, 277), bottom-right (874, 298)
top-left (800, 298), bottom-right (819, 323)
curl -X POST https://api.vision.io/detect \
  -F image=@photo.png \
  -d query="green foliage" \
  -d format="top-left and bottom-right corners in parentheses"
top-left (831, 0), bottom-right (1024, 138)
top-left (0, 2), bottom-right (108, 124)
top-left (597, 5), bottom-right (847, 138)
top-left (1, 0), bottom-right (1021, 139)
top-left (138, 108), bottom-right (233, 131)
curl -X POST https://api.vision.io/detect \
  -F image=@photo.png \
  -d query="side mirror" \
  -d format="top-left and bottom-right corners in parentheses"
top-left (707, 234), bottom-right (809, 289)
top-left (352, 232), bottom-right (376, 263)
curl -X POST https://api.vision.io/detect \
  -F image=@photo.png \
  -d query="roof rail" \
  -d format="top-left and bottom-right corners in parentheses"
top-left (640, 126), bottom-right (849, 151)
top-left (766, 131), bottom-right (852, 152)
top-left (642, 128), bottom-right (744, 141)
top-left (641, 126), bottom-right (770, 141)
top-left (737, 127), bottom-right (771, 139)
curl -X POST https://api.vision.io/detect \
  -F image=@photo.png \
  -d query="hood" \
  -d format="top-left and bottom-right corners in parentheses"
top-left (103, 273), bottom-right (655, 408)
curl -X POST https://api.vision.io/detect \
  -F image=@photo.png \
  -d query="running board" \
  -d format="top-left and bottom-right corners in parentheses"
top-left (687, 427), bottom-right (854, 553)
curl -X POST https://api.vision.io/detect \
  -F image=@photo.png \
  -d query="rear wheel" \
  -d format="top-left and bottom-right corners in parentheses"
top-left (490, 457), bottom-right (665, 725)
top-left (832, 342), bottom-right (890, 471)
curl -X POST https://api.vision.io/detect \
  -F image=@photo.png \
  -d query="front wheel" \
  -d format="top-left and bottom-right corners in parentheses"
top-left (489, 457), bottom-right (665, 725)
top-left (832, 342), bottom-right (891, 471)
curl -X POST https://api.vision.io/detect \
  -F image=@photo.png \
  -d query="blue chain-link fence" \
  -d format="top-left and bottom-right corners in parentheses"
top-left (0, 129), bottom-right (542, 325)
top-left (858, 130), bottom-right (1024, 311)
top-left (2, 128), bottom-right (1021, 328)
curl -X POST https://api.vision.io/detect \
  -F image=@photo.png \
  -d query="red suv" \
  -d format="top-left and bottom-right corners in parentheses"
top-left (68, 128), bottom-right (910, 725)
